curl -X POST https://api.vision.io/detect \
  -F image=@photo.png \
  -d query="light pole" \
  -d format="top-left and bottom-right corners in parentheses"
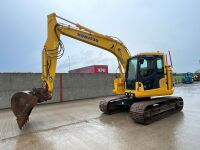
top-left (68, 56), bottom-right (71, 73)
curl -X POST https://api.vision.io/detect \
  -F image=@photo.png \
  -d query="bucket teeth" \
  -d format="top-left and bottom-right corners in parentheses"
top-left (16, 116), bottom-right (29, 130)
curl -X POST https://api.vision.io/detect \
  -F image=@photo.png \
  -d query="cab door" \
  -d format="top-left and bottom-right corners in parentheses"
top-left (138, 56), bottom-right (164, 90)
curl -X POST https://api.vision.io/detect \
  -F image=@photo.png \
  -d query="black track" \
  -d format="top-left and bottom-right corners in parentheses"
top-left (99, 96), bottom-right (184, 124)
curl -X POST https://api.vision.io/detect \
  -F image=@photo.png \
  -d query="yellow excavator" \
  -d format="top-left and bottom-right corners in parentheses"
top-left (11, 13), bottom-right (183, 129)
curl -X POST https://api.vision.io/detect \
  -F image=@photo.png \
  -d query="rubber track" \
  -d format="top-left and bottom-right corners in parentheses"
top-left (99, 95), bottom-right (127, 114)
top-left (130, 97), bottom-right (183, 124)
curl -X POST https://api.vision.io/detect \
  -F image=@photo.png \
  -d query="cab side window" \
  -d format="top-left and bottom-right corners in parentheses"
top-left (139, 58), bottom-right (155, 77)
top-left (139, 59), bottom-right (148, 77)
top-left (157, 57), bottom-right (164, 74)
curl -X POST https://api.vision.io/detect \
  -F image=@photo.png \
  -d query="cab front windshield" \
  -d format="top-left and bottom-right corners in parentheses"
top-left (127, 58), bottom-right (137, 81)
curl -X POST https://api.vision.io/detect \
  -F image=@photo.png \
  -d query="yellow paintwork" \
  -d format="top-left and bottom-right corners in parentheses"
top-left (42, 13), bottom-right (174, 98)
top-left (124, 53), bottom-right (174, 98)
top-left (41, 13), bottom-right (60, 96)
top-left (136, 51), bottom-right (164, 56)
top-left (113, 77), bottom-right (125, 94)
top-left (125, 79), bottom-right (173, 98)
top-left (42, 13), bottom-right (130, 95)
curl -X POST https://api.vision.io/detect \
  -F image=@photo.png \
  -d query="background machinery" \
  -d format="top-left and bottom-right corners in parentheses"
top-left (11, 13), bottom-right (183, 129)
top-left (182, 72), bottom-right (194, 84)
top-left (194, 72), bottom-right (200, 81)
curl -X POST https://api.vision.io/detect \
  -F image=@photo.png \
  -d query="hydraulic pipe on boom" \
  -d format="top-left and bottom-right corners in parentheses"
top-left (42, 13), bottom-right (130, 97)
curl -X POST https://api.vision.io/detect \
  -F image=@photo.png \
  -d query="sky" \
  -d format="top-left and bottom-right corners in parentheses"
top-left (0, 0), bottom-right (200, 73)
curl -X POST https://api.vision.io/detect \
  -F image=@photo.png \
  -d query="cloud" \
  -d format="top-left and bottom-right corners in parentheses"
top-left (0, 0), bottom-right (200, 73)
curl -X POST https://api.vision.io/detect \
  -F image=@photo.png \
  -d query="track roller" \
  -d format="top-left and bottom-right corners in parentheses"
top-left (129, 96), bottom-right (184, 124)
top-left (99, 96), bottom-right (134, 114)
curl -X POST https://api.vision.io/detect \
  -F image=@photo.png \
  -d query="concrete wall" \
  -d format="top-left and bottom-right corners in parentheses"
top-left (0, 73), bottom-right (116, 109)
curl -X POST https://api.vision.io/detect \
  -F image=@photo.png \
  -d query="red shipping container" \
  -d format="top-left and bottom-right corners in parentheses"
top-left (69, 65), bottom-right (108, 74)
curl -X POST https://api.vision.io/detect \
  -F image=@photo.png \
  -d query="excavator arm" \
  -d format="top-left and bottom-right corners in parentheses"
top-left (42, 13), bottom-right (131, 98)
top-left (11, 13), bottom-right (131, 129)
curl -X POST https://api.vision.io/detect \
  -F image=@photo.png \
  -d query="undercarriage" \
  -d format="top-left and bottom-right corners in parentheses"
top-left (99, 96), bottom-right (183, 124)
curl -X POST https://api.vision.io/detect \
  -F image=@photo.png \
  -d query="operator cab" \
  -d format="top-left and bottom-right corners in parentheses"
top-left (125, 54), bottom-right (164, 93)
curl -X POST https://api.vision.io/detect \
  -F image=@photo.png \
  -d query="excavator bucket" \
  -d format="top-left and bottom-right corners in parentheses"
top-left (11, 91), bottom-right (38, 129)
